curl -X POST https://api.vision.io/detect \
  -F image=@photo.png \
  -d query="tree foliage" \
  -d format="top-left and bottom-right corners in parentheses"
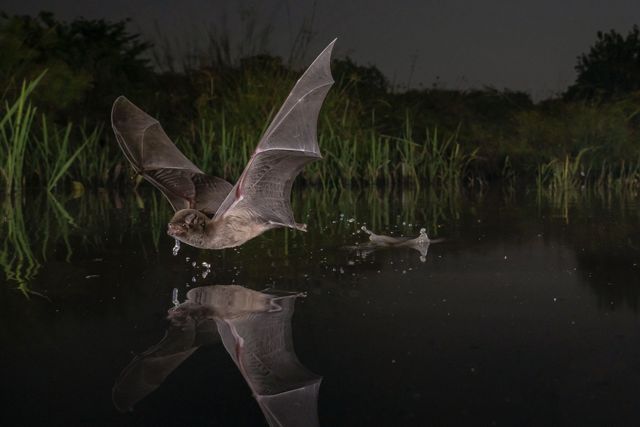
top-left (0, 11), bottom-right (154, 121)
top-left (566, 25), bottom-right (640, 100)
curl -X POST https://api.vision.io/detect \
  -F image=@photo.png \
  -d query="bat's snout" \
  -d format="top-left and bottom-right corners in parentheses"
top-left (167, 222), bottom-right (187, 237)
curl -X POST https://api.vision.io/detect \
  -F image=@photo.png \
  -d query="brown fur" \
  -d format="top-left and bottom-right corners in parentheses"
top-left (167, 209), bottom-right (279, 249)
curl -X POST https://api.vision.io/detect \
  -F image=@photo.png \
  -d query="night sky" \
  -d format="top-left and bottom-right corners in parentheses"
top-left (4, 0), bottom-right (640, 99)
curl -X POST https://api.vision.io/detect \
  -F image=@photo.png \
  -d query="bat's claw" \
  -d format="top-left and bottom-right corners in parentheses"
top-left (295, 223), bottom-right (307, 232)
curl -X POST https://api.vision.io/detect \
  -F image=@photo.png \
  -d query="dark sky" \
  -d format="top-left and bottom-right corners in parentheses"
top-left (5, 0), bottom-right (640, 99)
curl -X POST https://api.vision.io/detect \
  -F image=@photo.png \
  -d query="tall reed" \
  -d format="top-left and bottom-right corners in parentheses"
top-left (536, 147), bottom-right (640, 194)
top-left (0, 74), bottom-right (43, 193)
top-left (1, 73), bottom-right (105, 192)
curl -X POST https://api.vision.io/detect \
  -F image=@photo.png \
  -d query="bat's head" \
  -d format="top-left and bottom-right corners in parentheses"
top-left (167, 209), bottom-right (208, 246)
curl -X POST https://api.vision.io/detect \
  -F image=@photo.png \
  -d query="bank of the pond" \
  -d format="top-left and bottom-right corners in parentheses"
top-left (2, 15), bottom-right (639, 194)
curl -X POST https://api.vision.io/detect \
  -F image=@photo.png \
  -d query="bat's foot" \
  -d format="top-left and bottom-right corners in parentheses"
top-left (294, 222), bottom-right (307, 232)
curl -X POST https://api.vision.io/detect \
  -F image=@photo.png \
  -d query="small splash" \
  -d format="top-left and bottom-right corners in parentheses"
top-left (172, 239), bottom-right (181, 256)
top-left (201, 262), bottom-right (211, 279)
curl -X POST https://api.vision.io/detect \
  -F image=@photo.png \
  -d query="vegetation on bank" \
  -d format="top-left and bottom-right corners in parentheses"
top-left (0, 12), bottom-right (639, 193)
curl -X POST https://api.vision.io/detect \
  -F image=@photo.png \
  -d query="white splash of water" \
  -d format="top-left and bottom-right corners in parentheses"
top-left (201, 262), bottom-right (211, 279)
top-left (171, 288), bottom-right (180, 307)
top-left (172, 239), bottom-right (181, 256)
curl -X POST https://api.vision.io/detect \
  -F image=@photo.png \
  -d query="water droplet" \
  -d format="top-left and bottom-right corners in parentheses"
top-left (172, 239), bottom-right (181, 256)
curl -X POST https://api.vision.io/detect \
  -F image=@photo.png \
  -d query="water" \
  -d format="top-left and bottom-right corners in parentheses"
top-left (2, 188), bottom-right (640, 426)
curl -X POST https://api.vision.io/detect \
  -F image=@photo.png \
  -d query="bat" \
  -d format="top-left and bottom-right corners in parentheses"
top-left (113, 285), bottom-right (321, 427)
top-left (111, 40), bottom-right (336, 249)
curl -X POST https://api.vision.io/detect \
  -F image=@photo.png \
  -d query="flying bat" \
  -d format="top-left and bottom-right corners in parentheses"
top-left (112, 285), bottom-right (321, 427)
top-left (111, 40), bottom-right (336, 249)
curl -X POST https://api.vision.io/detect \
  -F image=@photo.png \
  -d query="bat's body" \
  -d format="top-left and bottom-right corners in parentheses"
top-left (111, 40), bottom-right (336, 249)
top-left (166, 210), bottom-right (278, 249)
top-left (113, 285), bottom-right (320, 427)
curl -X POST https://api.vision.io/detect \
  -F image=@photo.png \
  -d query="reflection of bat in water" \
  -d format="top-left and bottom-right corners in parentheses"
top-left (113, 286), bottom-right (321, 427)
top-left (111, 40), bottom-right (336, 249)
top-left (348, 226), bottom-right (443, 262)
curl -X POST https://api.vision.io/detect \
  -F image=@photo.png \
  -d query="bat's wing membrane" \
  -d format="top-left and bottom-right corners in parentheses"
top-left (111, 96), bottom-right (232, 214)
top-left (213, 40), bottom-right (336, 227)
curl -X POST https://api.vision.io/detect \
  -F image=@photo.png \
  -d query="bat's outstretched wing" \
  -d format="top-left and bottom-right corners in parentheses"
top-left (216, 294), bottom-right (322, 427)
top-left (111, 97), bottom-right (233, 214)
top-left (112, 304), bottom-right (219, 412)
top-left (213, 40), bottom-right (336, 228)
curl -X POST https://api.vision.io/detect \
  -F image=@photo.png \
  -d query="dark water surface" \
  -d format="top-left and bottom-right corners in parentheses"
top-left (2, 188), bottom-right (640, 426)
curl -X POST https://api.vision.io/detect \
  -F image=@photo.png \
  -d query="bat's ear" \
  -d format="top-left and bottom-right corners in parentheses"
top-left (184, 213), bottom-right (197, 224)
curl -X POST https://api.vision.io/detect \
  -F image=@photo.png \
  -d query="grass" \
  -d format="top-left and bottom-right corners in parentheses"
top-left (0, 73), bottom-right (102, 193)
top-left (0, 74), bottom-right (42, 193)
top-left (536, 148), bottom-right (640, 195)
top-left (0, 72), bottom-right (639, 195)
